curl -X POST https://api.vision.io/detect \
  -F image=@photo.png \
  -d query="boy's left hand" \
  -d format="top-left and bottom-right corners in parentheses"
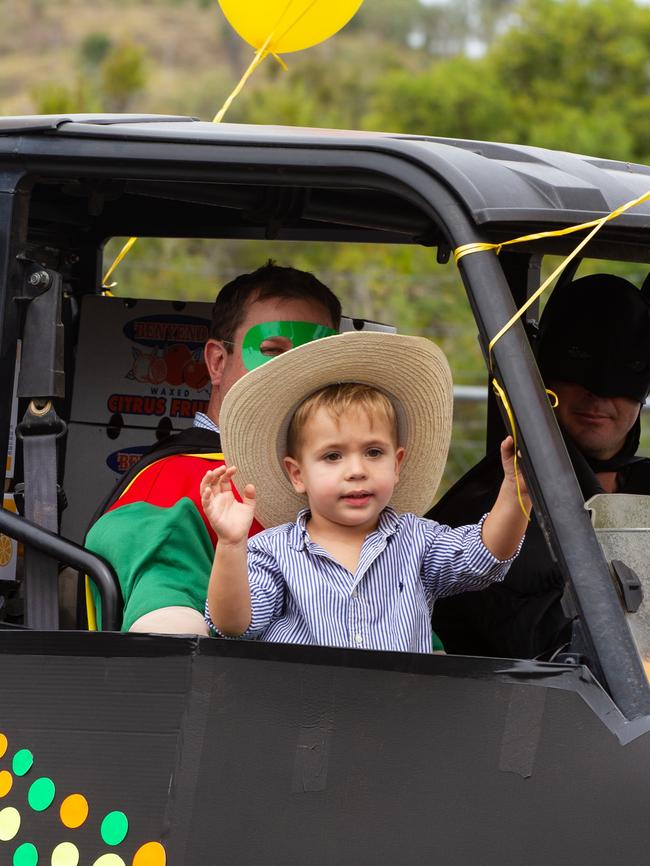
top-left (500, 435), bottom-right (530, 501)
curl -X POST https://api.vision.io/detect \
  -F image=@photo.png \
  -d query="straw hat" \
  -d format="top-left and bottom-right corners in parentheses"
top-left (220, 331), bottom-right (453, 527)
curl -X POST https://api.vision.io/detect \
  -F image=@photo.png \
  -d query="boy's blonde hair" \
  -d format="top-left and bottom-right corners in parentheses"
top-left (287, 383), bottom-right (398, 457)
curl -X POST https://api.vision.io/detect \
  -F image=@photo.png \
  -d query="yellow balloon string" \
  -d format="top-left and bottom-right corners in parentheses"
top-left (490, 378), bottom-right (527, 519)
top-left (213, 31), bottom-right (275, 123)
top-left (213, 0), bottom-right (324, 123)
top-left (103, 0), bottom-right (322, 285)
top-left (453, 188), bottom-right (650, 519)
top-left (272, 0), bottom-right (320, 51)
top-left (102, 235), bottom-right (138, 290)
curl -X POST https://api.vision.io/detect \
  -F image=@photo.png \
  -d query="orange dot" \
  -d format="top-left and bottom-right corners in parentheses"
top-left (132, 841), bottom-right (166, 866)
top-left (0, 770), bottom-right (12, 797)
top-left (60, 793), bottom-right (89, 828)
top-left (0, 734), bottom-right (6, 759)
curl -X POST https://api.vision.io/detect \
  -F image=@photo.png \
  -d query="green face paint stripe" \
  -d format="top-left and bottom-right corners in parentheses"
top-left (241, 321), bottom-right (336, 371)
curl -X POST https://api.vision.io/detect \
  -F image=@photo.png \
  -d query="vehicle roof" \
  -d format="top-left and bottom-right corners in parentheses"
top-left (1, 114), bottom-right (649, 253)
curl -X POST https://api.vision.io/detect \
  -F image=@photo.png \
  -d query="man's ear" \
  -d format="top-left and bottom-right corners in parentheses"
top-left (283, 456), bottom-right (306, 494)
top-left (204, 339), bottom-right (227, 387)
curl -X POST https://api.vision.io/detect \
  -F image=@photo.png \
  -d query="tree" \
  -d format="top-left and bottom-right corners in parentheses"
top-left (366, 0), bottom-right (650, 162)
top-left (101, 42), bottom-right (148, 112)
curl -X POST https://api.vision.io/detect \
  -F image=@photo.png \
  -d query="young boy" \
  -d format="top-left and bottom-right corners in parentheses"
top-left (201, 331), bottom-right (530, 653)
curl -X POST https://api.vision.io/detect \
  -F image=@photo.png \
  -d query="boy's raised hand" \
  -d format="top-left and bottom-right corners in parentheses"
top-left (500, 435), bottom-right (530, 503)
top-left (200, 465), bottom-right (256, 545)
top-left (481, 436), bottom-right (532, 560)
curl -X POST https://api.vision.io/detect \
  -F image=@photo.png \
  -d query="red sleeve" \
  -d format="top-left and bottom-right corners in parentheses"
top-left (107, 455), bottom-right (264, 544)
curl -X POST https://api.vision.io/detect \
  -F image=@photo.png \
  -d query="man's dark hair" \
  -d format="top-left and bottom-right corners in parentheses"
top-left (210, 260), bottom-right (341, 348)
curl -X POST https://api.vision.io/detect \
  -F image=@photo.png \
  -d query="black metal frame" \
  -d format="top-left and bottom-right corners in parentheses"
top-left (0, 506), bottom-right (120, 631)
top-left (0, 121), bottom-right (649, 718)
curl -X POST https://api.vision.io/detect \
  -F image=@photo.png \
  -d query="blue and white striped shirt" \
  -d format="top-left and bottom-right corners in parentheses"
top-left (206, 507), bottom-right (518, 654)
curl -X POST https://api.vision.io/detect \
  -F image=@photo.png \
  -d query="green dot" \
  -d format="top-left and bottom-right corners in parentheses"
top-left (12, 750), bottom-right (33, 777)
top-left (100, 811), bottom-right (128, 846)
top-left (27, 777), bottom-right (55, 811)
top-left (13, 841), bottom-right (38, 866)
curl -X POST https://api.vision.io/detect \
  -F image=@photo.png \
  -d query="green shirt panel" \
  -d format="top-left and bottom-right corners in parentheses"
top-left (85, 497), bottom-right (214, 631)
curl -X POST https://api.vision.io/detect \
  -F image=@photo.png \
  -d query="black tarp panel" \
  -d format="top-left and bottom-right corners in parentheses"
top-left (1, 632), bottom-right (649, 865)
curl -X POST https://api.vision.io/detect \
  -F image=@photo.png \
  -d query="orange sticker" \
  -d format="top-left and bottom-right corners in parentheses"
top-left (0, 770), bottom-right (12, 797)
top-left (0, 733), bottom-right (7, 759)
top-left (132, 841), bottom-right (166, 866)
top-left (60, 793), bottom-right (89, 828)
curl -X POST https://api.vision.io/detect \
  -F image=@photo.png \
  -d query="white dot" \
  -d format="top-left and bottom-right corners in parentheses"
top-left (92, 855), bottom-right (126, 866)
top-left (0, 805), bottom-right (20, 841)
top-left (52, 841), bottom-right (80, 866)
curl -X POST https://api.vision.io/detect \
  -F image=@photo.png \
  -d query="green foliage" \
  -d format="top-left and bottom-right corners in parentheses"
top-left (489, 0), bottom-right (650, 160)
top-left (31, 79), bottom-right (100, 115)
top-left (367, 0), bottom-right (650, 160)
top-left (79, 32), bottom-right (113, 69)
top-left (100, 42), bottom-right (148, 111)
top-left (365, 54), bottom-right (507, 138)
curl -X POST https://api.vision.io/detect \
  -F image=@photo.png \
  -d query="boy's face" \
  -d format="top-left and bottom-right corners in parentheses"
top-left (283, 406), bottom-right (404, 534)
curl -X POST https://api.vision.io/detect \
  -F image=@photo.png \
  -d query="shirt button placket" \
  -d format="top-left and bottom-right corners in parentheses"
top-left (350, 587), bottom-right (362, 647)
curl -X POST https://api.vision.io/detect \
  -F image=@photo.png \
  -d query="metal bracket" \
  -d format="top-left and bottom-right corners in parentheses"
top-left (610, 560), bottom-right (643, 613)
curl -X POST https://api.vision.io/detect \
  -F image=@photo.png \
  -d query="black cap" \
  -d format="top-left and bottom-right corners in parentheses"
top-left (537, 274), bottom-right (650, 403)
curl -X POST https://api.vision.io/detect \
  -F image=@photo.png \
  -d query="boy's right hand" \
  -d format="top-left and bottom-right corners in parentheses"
top-left (200, 465), bottom-right (256, 545)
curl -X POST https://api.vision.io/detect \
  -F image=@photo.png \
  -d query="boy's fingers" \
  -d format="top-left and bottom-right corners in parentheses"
top-left (242, 483), bottom-right (256, 505)
top-left (219, 465), bottom-right (238, 493)
top-left (203, 466), bottom-right (228, 486)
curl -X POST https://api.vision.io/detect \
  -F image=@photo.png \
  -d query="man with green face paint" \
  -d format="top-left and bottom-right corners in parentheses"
top-left (86, 261), bottom-right (341, 634)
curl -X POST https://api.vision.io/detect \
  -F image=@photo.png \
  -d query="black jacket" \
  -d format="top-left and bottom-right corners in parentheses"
top-left (428, 445), bottom-right (650, 659)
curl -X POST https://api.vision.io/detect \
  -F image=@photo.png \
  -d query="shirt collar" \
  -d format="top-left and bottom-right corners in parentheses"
top-left (193, 411), bottom-right (220, 434)
top-left (288, 506), bottom-right (400, 550)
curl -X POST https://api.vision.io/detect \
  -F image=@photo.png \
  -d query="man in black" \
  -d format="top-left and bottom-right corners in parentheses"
top-left (429, 273), bottom-right (650, 659)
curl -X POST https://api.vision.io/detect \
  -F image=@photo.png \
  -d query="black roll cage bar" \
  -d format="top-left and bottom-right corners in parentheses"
top-left (0, 125), bottom-right (648, 719)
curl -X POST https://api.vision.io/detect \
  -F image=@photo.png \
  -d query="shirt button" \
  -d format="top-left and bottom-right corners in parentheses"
top-left (355, 633), bottom-right (362, 645)
top-left (352, 589), bottom-right (358, 598)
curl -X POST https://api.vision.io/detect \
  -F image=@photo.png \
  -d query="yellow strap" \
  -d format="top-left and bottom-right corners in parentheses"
top-left (85, 574), bottom-right (98, 632)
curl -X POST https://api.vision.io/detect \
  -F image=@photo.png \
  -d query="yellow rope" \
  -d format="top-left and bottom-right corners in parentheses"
top-left (454, 188), bottom-right (650, 363)
top-left (102, 235), bottom-right (138, 290)
top-left (102, 0), bottom-right (324, 285)
top-left (453, 188), bottom-right (650, 518)
top-left (213, 33), bottom-right (274, 123)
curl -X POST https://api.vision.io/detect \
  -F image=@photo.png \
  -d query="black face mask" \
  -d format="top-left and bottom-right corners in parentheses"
top-left (537, 274), bottom-right (650, 469)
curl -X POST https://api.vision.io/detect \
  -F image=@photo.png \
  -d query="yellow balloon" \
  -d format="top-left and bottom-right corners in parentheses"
top-left (218, 0), bottom-right (364, 55)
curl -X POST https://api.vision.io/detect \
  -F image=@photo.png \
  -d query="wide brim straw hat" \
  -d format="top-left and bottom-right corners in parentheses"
top-left (220, 330), bottom-right (453, 528)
